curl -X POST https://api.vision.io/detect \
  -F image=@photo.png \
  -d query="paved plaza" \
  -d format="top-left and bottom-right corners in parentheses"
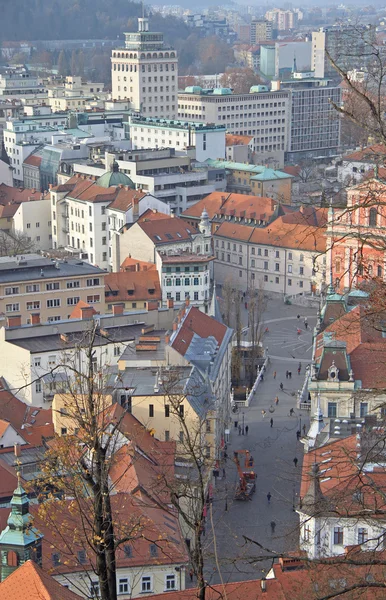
top-left (200, 299), bottom-right (317, 586)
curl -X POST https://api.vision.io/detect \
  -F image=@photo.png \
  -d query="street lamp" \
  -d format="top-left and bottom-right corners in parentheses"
top-left (242, 412), bottom-right (245, 435)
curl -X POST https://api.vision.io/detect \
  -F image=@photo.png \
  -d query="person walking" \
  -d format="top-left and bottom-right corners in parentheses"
top-left (267, 491), bottom-right (272, 504)
top-left (296, 430), bottom-right (301, 440)
top-left (288, 371), bottom-right (292, 379)
top-left (285, 370), bottom-right (289, 379)
top-left (270, 417), bottom-right (273, 428)
top-left (289, 408), bottom-right (294, 416)
top-left (245, 425), bottom-right (249, 435)
top-left (297, 314), bottom-right (300, 320)
top-left (297, 366), bottom-right (301, 375)
top-left (189, 568), bottom-right (194, 582)
top-left (304, 318), bottom-right (308, 330)
top-left (280, 382), bottom-right (284, 391)
top-left (262, 410), bottom-right (266, 418)
top-left (275, 396), bottom-right (279, 405)
top-left (273, 370), bottom-right (277, 379)
top-left (238, 425), bottom-right (242, 435)
top-left (270, 521), bottom-right (276, 534)
top-left (260, 373), bottom-right (264, 382)
top-left (293, 457), bottom-right (298, 467)
top-left (303, 424), bottom-right (306, 435)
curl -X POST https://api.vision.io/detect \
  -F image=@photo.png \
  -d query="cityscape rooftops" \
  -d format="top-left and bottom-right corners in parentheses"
top-left (182, 192), bottom-right (278, 221)
top-left (105, 270), bottom-right (161, 303)
top-left (0, 255), bottom-right (104, 284)
top-left (138, 214), bottom-right (195, 244)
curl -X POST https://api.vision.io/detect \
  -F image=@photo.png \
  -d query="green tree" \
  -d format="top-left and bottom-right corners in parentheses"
top-left (57, 50), bottom-right (69, 76)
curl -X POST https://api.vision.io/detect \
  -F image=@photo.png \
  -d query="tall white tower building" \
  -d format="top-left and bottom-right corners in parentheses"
top-left (111, 17), bottom-right (178, 119)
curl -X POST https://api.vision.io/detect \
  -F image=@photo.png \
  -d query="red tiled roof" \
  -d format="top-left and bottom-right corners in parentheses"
top-left (108, 189), bottom-right (146, 212)
top-left (138, 209), bottom-right (172, 223)
top-left (225, 134), bottom-right (254, 146)
top-left (23, 154), bottom-right (42, 167)
top-left (215, 222), bottom-right (254, 242)
top-left (120, 256), bottom-right (156, 271)
top-left (0, 560), bottom-right (82, 599)
top-left (69, 300), bottom-right (97, 320)
top-left (281, 206), bottom-right (328, 228)
top-left (343, 144), bottom-right (386, 162)
top-left (138, 215), bottom-right (194, 244)
top-left (105, 270), bottom-right (161, 303)
top-left (0, 419), bottom-right (10, 437)
top-left (181, 192), bottom-right (277, 220)
top-left (0, 184), bottom-right (43, 206)
top-left (282, 165), bottom-right (301, 177)
top-left (171, 306), bottom-right (227, 357)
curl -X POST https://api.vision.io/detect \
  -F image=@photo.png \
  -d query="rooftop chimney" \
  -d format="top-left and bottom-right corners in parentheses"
top-left (167, 298), bottom-right (174, 309)
top-left (112, 303), bottom-right (125, 316)
top-left (80, 306), bottom-right (95, 320)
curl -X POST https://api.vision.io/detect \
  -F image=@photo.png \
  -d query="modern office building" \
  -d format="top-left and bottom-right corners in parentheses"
top-left (280, 77), bottom-right (341, 161)
top-left (178, 86), bottom-right (290, 168)
top-left (111, 17), bottom-right (178, 118)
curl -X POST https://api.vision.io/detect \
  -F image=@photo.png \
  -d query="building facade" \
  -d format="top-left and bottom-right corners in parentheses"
top-left (128, 116), bottom-right (226, 162)
top-left (250, 19), bottom-right (272, 44)
top-left (111, 17), bottom-right (178, 118)
top-left (178, 87), bottom-right (290, 168)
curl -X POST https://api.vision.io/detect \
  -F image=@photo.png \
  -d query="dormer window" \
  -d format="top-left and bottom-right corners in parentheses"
top-left (327, 361), bottom-right (339, 382)
top-left (127, 290), bottom-right (134, 296)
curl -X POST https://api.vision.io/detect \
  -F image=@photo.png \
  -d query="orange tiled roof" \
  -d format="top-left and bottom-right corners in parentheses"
top-left (120, 256), bottom-right (156, 271)
top-left (215, 216), bottom-right (326, 252)
top-left (343, 144), bottom-right (386, 162)
top-left (0, 560), bottom-right (82, 599)
top-left (108, 189), bottom-right (146, 212)
top-left (0, 183), bottom-right (43, 206)
top-left (69, 300), bottom-right (97, 320)
top-left (23, 154), bottom-right (42, 167)
top-left (226, 134), bottom-right (254, 146)
top-left (138, 215), bottom-right (194, 244)
top-left (105, 270), bottom-right (161, 303)
top-left (181, 191), bottom-right (277, 220)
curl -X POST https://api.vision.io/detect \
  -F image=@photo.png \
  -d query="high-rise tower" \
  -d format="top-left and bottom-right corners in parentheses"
top-left (111, 17), bottom-right (178, 119)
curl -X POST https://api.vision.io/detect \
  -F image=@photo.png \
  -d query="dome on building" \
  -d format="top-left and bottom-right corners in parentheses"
top-left (96, 161), bottom-right (135, 189)
top-left (212, 87), bottom-right (232, 95)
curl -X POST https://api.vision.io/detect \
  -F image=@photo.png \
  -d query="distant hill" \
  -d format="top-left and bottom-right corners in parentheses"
top-left (0, 0), bottom-right (190, 42)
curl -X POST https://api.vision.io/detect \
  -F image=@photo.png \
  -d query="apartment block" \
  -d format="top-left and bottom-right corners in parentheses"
top-left (0, 254), bottom-right (105, 326)
top-left (111, 17), bottom-right (178, 118)
top-left (250, 19), bottom-right (272, 44)
top-left (178, 86), bottom-right (290, 168)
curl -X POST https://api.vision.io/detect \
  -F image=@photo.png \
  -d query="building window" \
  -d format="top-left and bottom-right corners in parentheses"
top-left (185, 278), bottom-right (190, 286)
top-left (165, 430), bottom-right (170, 441)
top-left (149, 404), bottom-right (154, 417)
top-left (5, 286), bottom-right (19, 295)
top-left (46, 282), bottom-right (59, 291)
top-left (90, 582), bottom-right (100, 598)
top-left (77, 550), bottom-right (87, 564)
top-left (67, 297), bottom-right (80, 306)
top-left (303, 525), bottom-right (310, 542)
top-left (34, 357), bottom-right (41, 367)
top-left (141, 576), bottom-right (152, 593)
top-left (288, 252), bottom-right (293, 260)
top-left (333, 527), bottom-right (343, 545)
top-left (179, 430), bottom-right (184, 442)
top-left (86, 278), bottom-right (100, 287)
top-left (328, 402), bottom-right (337, 418)
top-left (257, 248), bottom-right (261, 255)
top-left (26, 284), bottom-right (40, 292)
top-left (87, 295), bottom-right (100, 304)
top-left (378, 265), bottom-right (383, 278)
top-left (51, 553), bottom-right (60, 567)
top-left (288, 279), bottom-right (292, 286)
top-left (119, 578), bottom-right (129, 594)
top-left (179, 405), bottom-right (184, 418)
top-left (35, 380), bottom-right (42, 393)
top-left (26, 301), bottom-right (40, 310)
top-left (150, 544), bottom-right (158, 557)
top-left (166, 575), bottom-right (176, 590)
top-left (275, 250), bottom-right (280, 258)
top-left (360, 403), bottom-right (368, 417)
top-left (194, 291), bottom-right (199, 300)
top-left (264, 275), bottom-right (268, 282)
top-left (358, 528), bottom-right (368, 544)
top-left (288, 265), bottom-right (292, 273)
top-left (264, 249), bottom-right (268, 257)
top-left (47, 299), bottom-right (60, 308)
top-left (264, 261), bottom-right (268, 270)
top-left (369, 208), bottom-right (378, 227)
top-left (123, 545), bottom-right (132, 558)
top-left (165, 404), bottom-right (170, 417)
top-left (6, 303), bottom-right (20, 312)
top-left (275, 263), bottom-right (279, 271)
top-left (299, 281), bottom-right (304, 288)
top-left (299, 267), bottom-right (304, 275)
top-left (275, 277), bottom-right (279, 284)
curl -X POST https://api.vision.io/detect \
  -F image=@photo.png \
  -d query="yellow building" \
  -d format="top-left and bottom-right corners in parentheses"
top-left (52, 393), bottom-right (113, 436)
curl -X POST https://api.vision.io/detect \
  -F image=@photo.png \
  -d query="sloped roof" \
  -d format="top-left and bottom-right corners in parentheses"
top-left (24, 154), bottom-right (42, 167)
top-left (105, 270), bottom-right (161, 303)
top-left (0, 560), bottom-right (82, 599)
top-left (181, 191), bottom-right (277, 220)
top-left (170, 306), bottom-right (227, 357)
top-left (343, 144), bottom-right (386, 162)
top-left (138, 215), bottom-right (194, 244)
top-left (107, 189), bottom-right (146, 212)
top-left (0, 184), bottom-right (43, 206)
top-left (225, 134), bottom-right (254, 146)
top-left (52, 175), bottom-right (139, 206)
top-left (69, 300), bottom-right (97, 320)
top-left (120, 256), bottom-right (156, 272)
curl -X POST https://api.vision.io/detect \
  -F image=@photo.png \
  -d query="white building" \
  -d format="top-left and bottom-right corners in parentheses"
top-left (213, 210), bottom-right (326, 294)
top-left (128, 116), bottom-right (226, 161)
top-left (111, 17), bottom-right (178, 119)
top-left (178, 86), bottom-right (290, 168)
top-left (51, 168), bottom-right (170, 270)
top-left (12, 197), bottom-right (52, 251)
top-left (298, 435), bottom-right (386, 559)
top-left (0, 67), bottom-right (46, 100)
top-left (118, 209), bottom-right (213, 310)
